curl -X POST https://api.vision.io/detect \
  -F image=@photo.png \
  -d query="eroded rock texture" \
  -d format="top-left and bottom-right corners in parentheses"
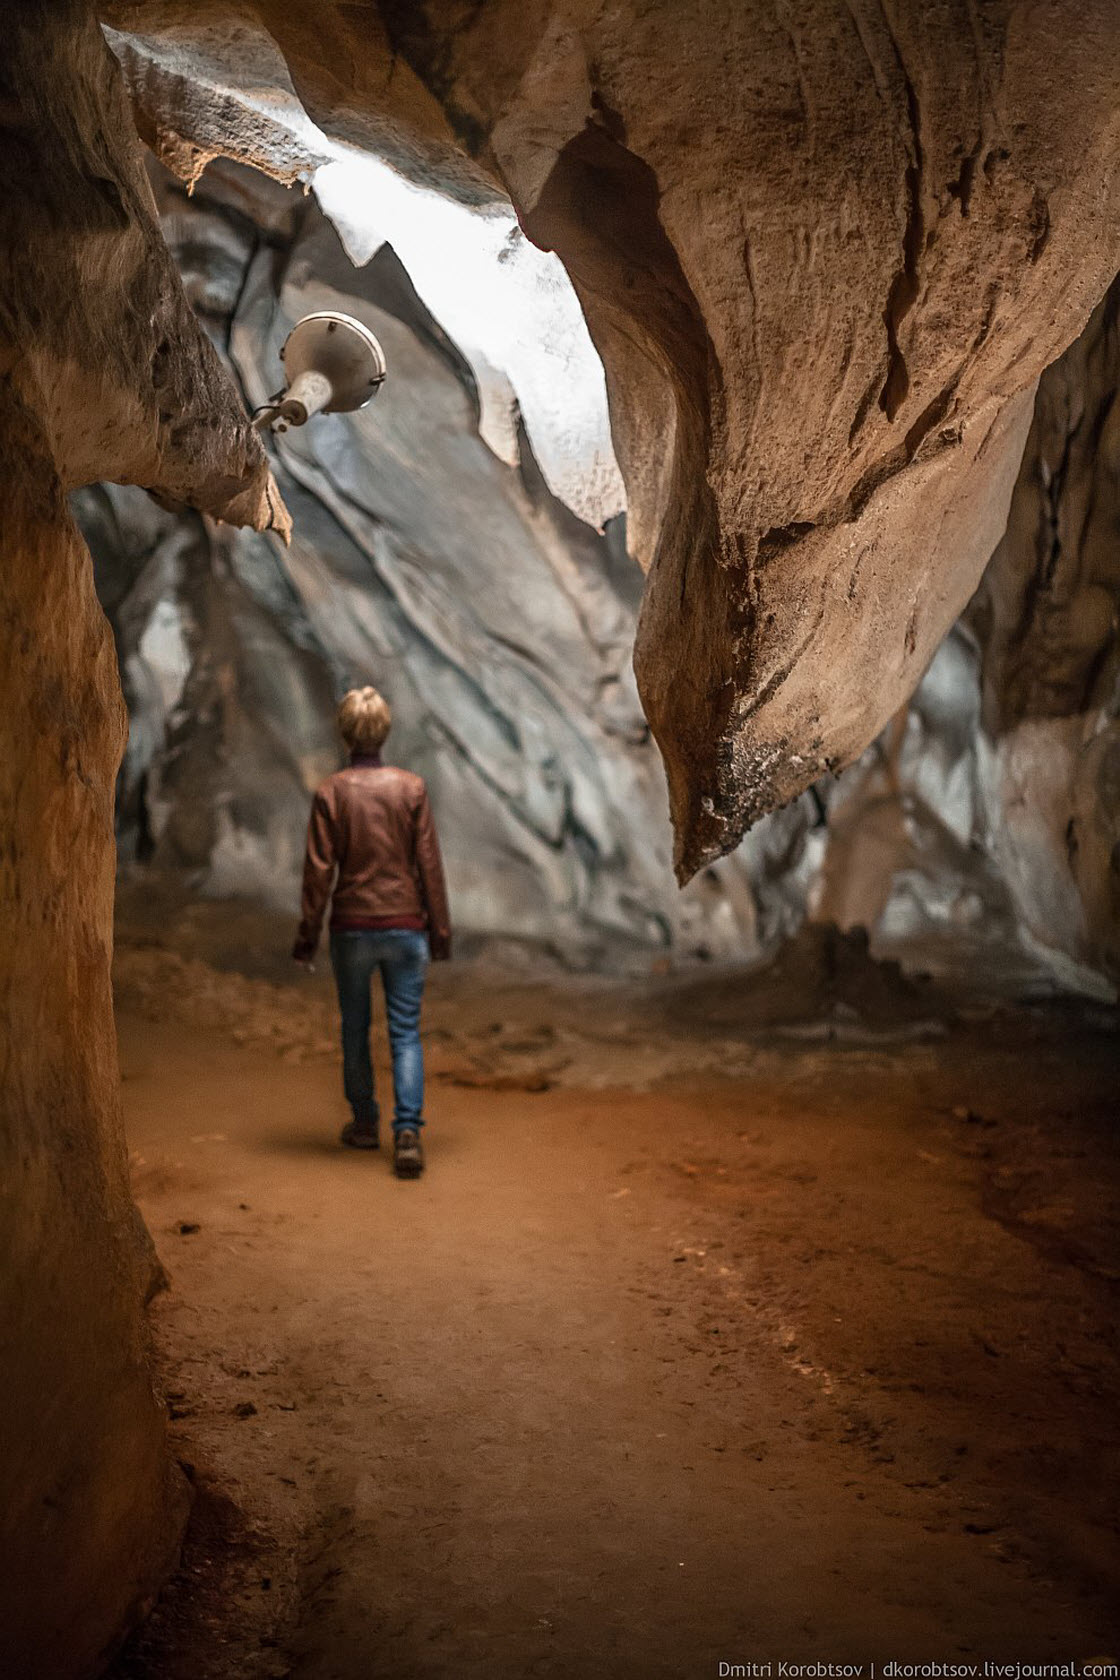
top-left (798, 279), bottom-right (1120, 990)
top-left (0, 4), bottom-right (1114, 1675)
top-left (78, 161), bottom-right (791, 966)
top-left (104, 0), bottom-right (1120, 878)
top-left (971, 279), bottom-right (1120, 980)
top-left (79, 157), bottom-right (1120, 990)
top-left (0, 8), bottom-right (286, 1675)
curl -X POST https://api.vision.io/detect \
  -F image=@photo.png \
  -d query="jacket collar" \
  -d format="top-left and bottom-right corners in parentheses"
top-left (350, 750), bottom-right (383, 768)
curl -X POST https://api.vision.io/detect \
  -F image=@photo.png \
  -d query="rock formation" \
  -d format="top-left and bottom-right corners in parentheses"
top-left (3, 2), bottom-right (1120, 1673)
top-left (0, 8), bottom-right (285, 1676)
top-left (971, 279), bottom-right (1120, 981)
top-left (103, 0), bottom-right (1120, 878)
top-left (78, 160), bottom-right (1119, 990)
top-left (815, 277), bottom-right (1120, 991)
top-left (78, 159), bottom-right (801, 967)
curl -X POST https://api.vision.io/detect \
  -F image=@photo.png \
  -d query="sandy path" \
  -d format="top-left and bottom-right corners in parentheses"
top-left (113, 1004), bottom-right (1120, 1679)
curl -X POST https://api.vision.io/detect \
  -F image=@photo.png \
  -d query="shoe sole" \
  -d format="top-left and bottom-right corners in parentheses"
top-left (341, 1132), bottom-right (380, 1150)
top-left (394, 1155), bottom-right (424, 1178)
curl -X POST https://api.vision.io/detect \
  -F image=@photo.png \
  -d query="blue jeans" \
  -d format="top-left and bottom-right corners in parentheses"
top-left (329, 929), bottom-right (429, 1131)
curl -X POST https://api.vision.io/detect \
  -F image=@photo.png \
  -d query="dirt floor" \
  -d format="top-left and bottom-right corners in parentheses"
top-left (107, 901), bottom-right (1120, 1679)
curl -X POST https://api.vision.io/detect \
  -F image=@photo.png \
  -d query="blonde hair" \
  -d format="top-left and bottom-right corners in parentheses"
top-left (337, 686), bottom-right (392, 752)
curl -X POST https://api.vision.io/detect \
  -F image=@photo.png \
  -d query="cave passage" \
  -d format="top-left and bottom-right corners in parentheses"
top-left (108, 912), bottom-right (1120, 1679)
top-left (4, 7), bottom-right (1120, 1679)
top-left (94, 139), bottom-right (1120, 1656)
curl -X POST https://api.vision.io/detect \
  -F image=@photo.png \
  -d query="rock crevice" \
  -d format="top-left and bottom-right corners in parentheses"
top-left (0, 8), bottom-right (290, 1675)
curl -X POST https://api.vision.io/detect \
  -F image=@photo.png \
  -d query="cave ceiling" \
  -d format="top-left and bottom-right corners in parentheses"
top-left (101, 0), bottom-right (1120, 877)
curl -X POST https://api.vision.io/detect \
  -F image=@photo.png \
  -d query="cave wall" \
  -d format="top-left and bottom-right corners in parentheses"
top-left (971, 278), bottom-right (1120, 980)
top-left (79, 160), bottom-right (792, 967)
top-left (0, 426), bottom-right (187, 1680)
top-left (1, 6), bottom-right (1118, 1671)
top-left (814, 277), bottom-right (1120, 991)
top-left (0, 8), bottom-right (286, 1675)
top-left (95, 5), bottom-right (1120, 977)
top-left (103, 0), bottom-right (1120, 882)
top-left (81, 160), bottom-right (1120, 989)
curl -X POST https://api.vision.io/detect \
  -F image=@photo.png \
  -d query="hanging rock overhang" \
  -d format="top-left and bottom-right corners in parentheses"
top-left (102, 1), bottom-right (1120, 879)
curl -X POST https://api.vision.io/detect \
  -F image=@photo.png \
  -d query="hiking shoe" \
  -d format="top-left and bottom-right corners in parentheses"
top-left (393, 1127), bottom-right (424, 1178)
top-left (340, 1118), bottom-right (380, 1150)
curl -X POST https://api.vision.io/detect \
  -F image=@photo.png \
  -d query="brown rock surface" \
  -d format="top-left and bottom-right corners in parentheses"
top-left (0, 6), bottom-right (287, 1674)
top-left (0, 416), bottom-right (188, 1680)
top-left (104, 0), bottom-right (1120, 875)
top-left (2, 18), bottom-right (287, 530)
top-left (813, 280), bottom-right (1120, 990)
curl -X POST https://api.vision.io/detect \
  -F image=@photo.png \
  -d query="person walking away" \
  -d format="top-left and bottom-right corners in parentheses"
top-left (292, 686), bottom-right (451, 1178)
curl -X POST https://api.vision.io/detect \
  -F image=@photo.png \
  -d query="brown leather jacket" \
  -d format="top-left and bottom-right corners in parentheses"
top-left (294, 756), bottom-right (452, 960)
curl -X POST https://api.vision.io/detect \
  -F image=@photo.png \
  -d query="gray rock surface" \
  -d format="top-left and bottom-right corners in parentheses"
top-left (79, 162), bottom-right (791, 967)
top-left (79, 162), bottom-right (1120, 992)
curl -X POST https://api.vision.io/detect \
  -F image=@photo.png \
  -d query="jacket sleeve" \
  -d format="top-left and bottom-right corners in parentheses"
top-left (293, 789), bottom-right (337, 958)
top-left (415, 784), bottom-right (452, 958)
